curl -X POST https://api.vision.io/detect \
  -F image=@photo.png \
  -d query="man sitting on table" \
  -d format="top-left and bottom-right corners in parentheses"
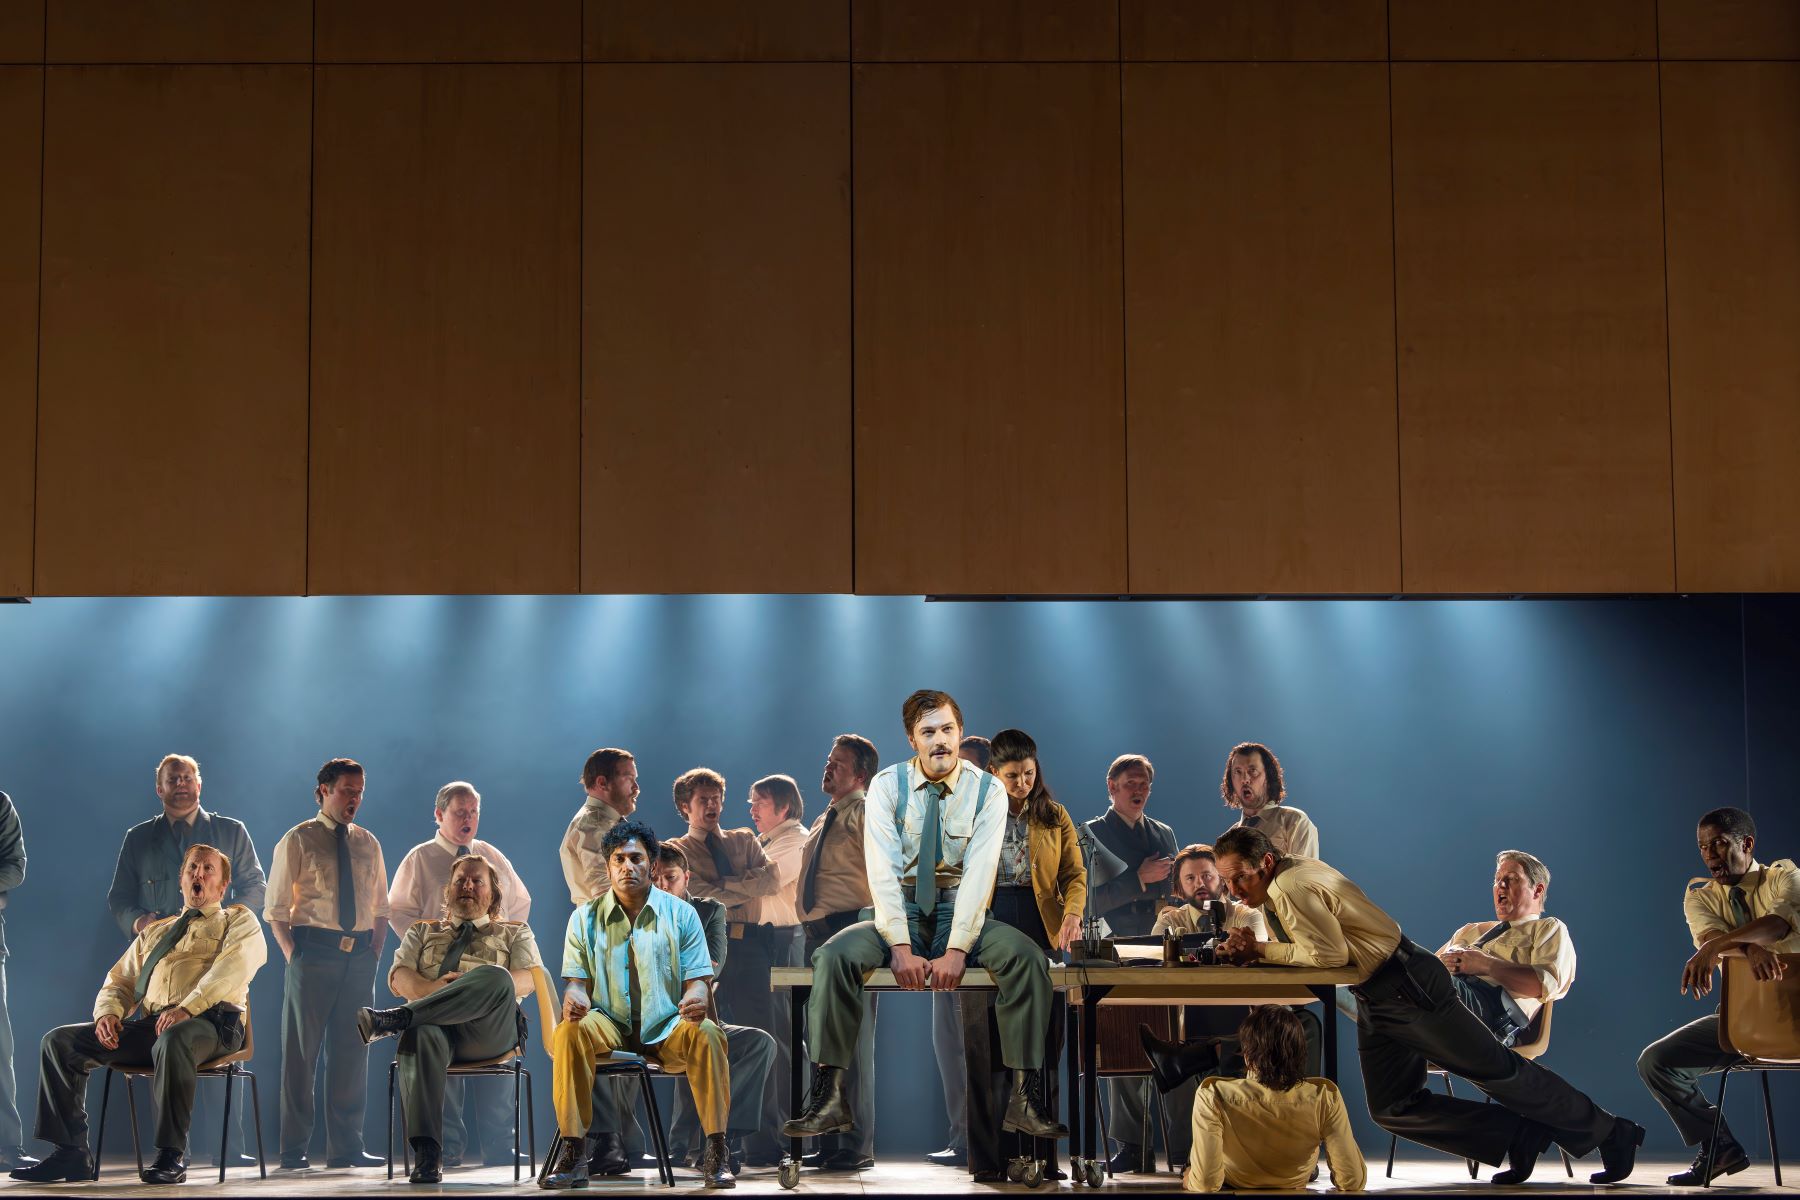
top-left (1199, 826), bottom-right (1643, 1187)
top-left (541, 819), bottom-right (735, 1191)
top-left (355, 854), bottom-right (540, 1184)
top-left (12, 845), bottom-right (266, 1185)
top-left (1436, 850), bottom-right (1575, 1047)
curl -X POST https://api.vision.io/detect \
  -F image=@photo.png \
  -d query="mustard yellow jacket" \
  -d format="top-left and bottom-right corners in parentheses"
top-left (998, 799), bottom-right (1088, 944)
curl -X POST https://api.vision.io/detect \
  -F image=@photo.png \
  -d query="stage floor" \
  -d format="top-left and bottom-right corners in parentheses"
top-left (2, 1156), bottom-right (1787, 1195)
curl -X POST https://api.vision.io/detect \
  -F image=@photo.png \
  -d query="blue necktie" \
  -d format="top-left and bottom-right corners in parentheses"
top-left (916, 781), bottom-right (948, 915)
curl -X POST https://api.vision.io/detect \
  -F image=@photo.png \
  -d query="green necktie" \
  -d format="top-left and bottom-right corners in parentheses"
top-left (1729, 886), bottom-right (1752, 929)
top-left (1264, 906), bottom-right (1292, 944)
top-left (436, 921), bottom-right (478, 978)
top-left (335, 822), bottom-right (357, 932)
top-left (132, 909), bottom-right (201, 1009)
top-left (916, 781), bottom-right (948, 915)
top-left (1474, 920), bottom-right (1512, 947)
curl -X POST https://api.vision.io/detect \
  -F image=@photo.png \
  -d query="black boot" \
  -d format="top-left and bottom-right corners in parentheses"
top-left (587, 1131), bottom-right (629, 1176)
top-left (10, 1145), bottom-right (93, 1183)
top-left (1002, 1069), bottom-right (1068, 1139)
top-left (1139, 1026), bottom-right (1221, 1094)
top-left (700, 1133), bottom-right (736, 1189)
top-left (781, 1064), bottom-right (853, 1137)
top-left (539, 1135), bottom-right (589, 1190)
top-left (1661, 1134), bottom-right (1747, 1187)
top-left (1492, 1118), bottom-right (1555, 1185)
top-left (141, 1148), bottom-right (187, 1185)
top-left (408, 1139), bottom-right (443, 1185)
top-left (355, 1005), bottom-right (413, 1044)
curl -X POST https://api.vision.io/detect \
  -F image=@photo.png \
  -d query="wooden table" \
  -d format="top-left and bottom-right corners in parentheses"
top-left (770, 963), bottom-right (1362, 1188)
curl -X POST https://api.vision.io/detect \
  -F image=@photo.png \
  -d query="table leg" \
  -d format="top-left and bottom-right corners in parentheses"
top-left (1311, 984), bottom-right (1339, 1084)
top-left (1081, 985), bottom-right (1112, 1177)
top-left (789, 984), bottom-right (808, 1162)
top-left (1064, 1002), bottom-right (1080, 1166)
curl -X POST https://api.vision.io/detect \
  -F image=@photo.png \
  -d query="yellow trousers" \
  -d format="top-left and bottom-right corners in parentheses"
top-left (551, 1010), bottom-right (731, 1137)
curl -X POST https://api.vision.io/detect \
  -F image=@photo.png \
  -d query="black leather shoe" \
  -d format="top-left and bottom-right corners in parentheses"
top-left (326, 1151), bottom-right (386, 1168)
top-left (1002, 1069), bottom-right (1069, 1139)
top-left (11, 1146), bottom-right (93, 1182)
top-left (277, 1152), bottom-right (310, 1170)
top-left (408, 1140), bottom-right (443, 1184)
top-left (1140, 1025), bottom-right (1222, 1094)
top-left (819, 1149), bottom-right (873, 1171)
top-left (540, 1135), bottom-right (589, 1190)
top-left (782, 1064), bottom-right (852, 1138)
top-left (1588, 1118), bottom-right (1645, 1185)
top-left (141, 1147), bottom-right (188, 1185)
top-left (700, 1133), bottom-right (736, 1189)
top-left (587, 1132), bottom-right (629, 1176)
top-left (356, 1004), bottom-right (413, 1044)
top-left (1492, 1119), bottom-right (1556, 1185)
top-left (0, 1149), bottom-right (40, 1172)
top-left (926, 1146), bottom-right (967, 1167)
top-left (1108, 1144), bottom-right (1155, 1174)
top-left (1662, 1134), bottom-right (1746, 1186)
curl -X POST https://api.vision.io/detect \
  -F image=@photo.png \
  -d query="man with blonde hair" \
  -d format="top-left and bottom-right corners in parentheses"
top-left (1436, 851), bottom-right (1576, 1047)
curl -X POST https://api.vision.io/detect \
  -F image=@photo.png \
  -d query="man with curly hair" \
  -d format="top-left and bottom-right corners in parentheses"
top-left (1221, 743), bottom-right (1318, 859)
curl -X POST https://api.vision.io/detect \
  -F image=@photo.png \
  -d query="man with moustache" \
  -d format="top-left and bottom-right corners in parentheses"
top-left (11, 845), bottom-right (267, 1185)
top-left (356, 854), bottom-right (541, 1183)
top-left (1197, 826), bottom-right (1643, 1187)
top-left (265, 758), bottom-right (390, 1170)
top-left (1436, 851), bottom-right (1575, 1047)
top-left (1634, 807), bottom-right (1797, 1186)
top-left (540, 819), bottom-right (736, 1190)
top-left (386, 782), bottom-right (533, 1169)
top-left (1221, 742), bottom-right (1318, 859)
top-left (795, 735), bottom-right (880, 1170)
top-left (783, 690), bottom-right (1064, 1146)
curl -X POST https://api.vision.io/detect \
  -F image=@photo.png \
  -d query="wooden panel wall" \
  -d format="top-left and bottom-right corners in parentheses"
top-left (35, 66), bottom-right (310, 595)
top-left (1124, 63), bottom-right (1398, 594)
top-left (852, 0), bottom-right (1117, 61)
top-left (309, 65), bottom-right (580, 595)
top-left (586, 0), bottom-right (847, 61)
top-left (315, 1), bottom-right (580, 63)
top-left (1120, 0), bottom-right (1386, 61)
top-left (0, 2), bottom-right (43, 62)
top-left (0, 67), bottom-right (37, 595)
top-left (853, 64), bottom-right (1125, 594)
top-left (583, 65), bottom-right (851, 592)
top-left (1392, 64), bottom-right (1672, 594)
top-left (1389, 0), bottom-right (1657, 60)
top-left (1663, 64), bottom-right (1800, 591)
top-left (46, 1), bottom-right (311, 63)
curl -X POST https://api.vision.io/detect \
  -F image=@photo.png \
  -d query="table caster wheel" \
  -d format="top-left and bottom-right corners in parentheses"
top-left (1021, 1160), bottom-right (1046, 1187)
top-left (1085, 1158), bottom-right (1104, 1188)
top-left (778, 1156), bottom-right (801, 1190)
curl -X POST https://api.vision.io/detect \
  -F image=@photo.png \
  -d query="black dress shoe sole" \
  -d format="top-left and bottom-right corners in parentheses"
top-left (141, 1170), bottom-right (187, 1185)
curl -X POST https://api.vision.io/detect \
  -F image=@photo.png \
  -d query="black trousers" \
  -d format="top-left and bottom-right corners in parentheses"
top-left (1357, 940), bottom-right (1616, 1166)
top-left (965, 888), bottom-right (1062, 1174)
top-left (36, 1007), bottom-right (243, 1154)
top-left (803, 911), bottom-right (875, 1160)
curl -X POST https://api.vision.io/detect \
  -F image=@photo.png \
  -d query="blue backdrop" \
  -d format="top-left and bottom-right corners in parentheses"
top-left (0, 594), bottom-right (1794, 1163)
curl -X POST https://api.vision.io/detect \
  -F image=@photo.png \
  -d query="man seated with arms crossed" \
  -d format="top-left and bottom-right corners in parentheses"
top-left (355, 854), bottom-right (540, 1184)
top-left (1185, 1005), bottom-right (1364, 1193)
top-left (1201, 826), bottom-right (1644, 1187)
top-left (1436, 850), bottom-right (1574, 1048)
top-left (541, 818), bottom-right (735, 1191)
top-left (12, 845), bottom-right (266, 1185)
top-left (651, 845), bottom-right (775, 1175)
top-left (1635, 806), bottom-right (1797, 1186)
top-left (782, 690), bottom-right (1064, 1147)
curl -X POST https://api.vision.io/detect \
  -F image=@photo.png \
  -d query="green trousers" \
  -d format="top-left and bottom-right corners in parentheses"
top-left (395, 965), bottom-right (523, 1147)
top-left (279, 941), bottom-right (375, 1160)
top-left (809, 900), bottom-right (1051, 1071)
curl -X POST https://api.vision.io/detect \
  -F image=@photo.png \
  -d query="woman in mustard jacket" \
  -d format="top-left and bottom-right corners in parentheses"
top-left (965, 728), bottom-right (1087, 1181)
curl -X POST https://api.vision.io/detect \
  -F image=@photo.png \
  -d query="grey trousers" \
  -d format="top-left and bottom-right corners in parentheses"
top-left (670, 1022), bottom-right (776, 1155)
top-left (1637, 1012), bottom-right (1744, 1147)
top-left (805, 917), bottom-right (876, 1159)
top-left (395, 965), bottom-right (521, 1149)
top-left (0, 960), bottom-right (21, 1150)
top-left (36, 1009), bottom-right (241, 1152)
top-left (934, 990), bottom-right (968, 1151)
top-left (279, 942), bottom-right (376, 1160)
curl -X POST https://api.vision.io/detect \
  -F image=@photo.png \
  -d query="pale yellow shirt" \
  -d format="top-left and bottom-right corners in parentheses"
top-left (95, 902), bottom-right (269, 1020)
top-left (796, 792), bottom-right (873, 922)
top-left (745, 817), bottom-right (808, 927)
top-left (1233, 803), bottom-right (1320, 859)
top-left (387, 833), bottom-right (532, 936)
top-left (390, 914), bottom-right (542, 987)
top-left (1438, 913), bottom-right (1576, 1020)
top-left (1684, 859), bottom-right (1800, 953)
top-left (1260, 856), bottom-right (1401, 977)
top-left (560, 797), bottom-right (624, 906)
top-left (1185, 1075), bottom-right (1365, 1193)
top-left (1154, 898), bottom-right (1268, 941)
top-left (264, 813), bottom-right (389, 932)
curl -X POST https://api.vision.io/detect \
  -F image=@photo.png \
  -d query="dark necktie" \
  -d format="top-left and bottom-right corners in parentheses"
top-left (133, 909), bottom-right (201, 1009)
top-left (455, 844), bottom-right (470, 858)
top-left (1474, 920), bottom-right (1512, 947)
top-left (705, 832), bottom-right (735, 881)
top-left (1264, 906), bottom-right (1292, 944)
top-left (335, 822), bottom-right (357, 932)
top-left (436, 921), bottom-right (478, 977)
top-left (1241, 815), bottom-right (1261, 828)
top-left (917, 781), bottom-right (948, 915)
top-left (800, 806), bottom-right (837, 915)
top-left (1729, 886), bottom-right (1752, 929)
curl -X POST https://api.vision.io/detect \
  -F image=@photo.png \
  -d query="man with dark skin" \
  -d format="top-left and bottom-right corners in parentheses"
top-left (1635, 806), bottom-right (1795, 1186)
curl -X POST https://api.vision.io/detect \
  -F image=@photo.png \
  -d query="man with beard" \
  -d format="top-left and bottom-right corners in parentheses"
top-left (1220, 742), bottom-right (1318, 859)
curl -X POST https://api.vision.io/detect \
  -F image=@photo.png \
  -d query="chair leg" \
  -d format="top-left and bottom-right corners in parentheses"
top-left (94, 1069), bottom-right (113, 1181)
top-left (1385, 1133), bottom-right (1397, 1178)
top-left (1703, 1070), bottom-right (1732, 1188)
top-left (523, 1067), bottom-right (536, 1177)
top-left (1561, 1147), bottom-right (1574, 1178)
top-left (512, 1063), bottom-right (523, 1183)
top-left (218, 1069), bottom-right (236, 1184)
top-left (1760, 1071), bottom-right (1781, 1188)
top-left (124, 1075), bottom-right (144, 1177)
top-left (248, 1072), bottom-right (266, 1179)
top-left (1151, 1082), bottom-right (1173, 1174)
top-left (386, 1060), bottom-right (395, 1181)
top-left (638, 1067), bottom-right (675, 1188)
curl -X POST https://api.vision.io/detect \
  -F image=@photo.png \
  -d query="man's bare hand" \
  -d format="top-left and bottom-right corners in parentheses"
top-left (1138, 857), bottom-right (1175, 887)
top-left (1218, 927), bottom-right (1262, 965)
top-left (561, 986), bottom-right (591, 1022)
top-left (1682, 944), bottom-right (1721, 997)
top-left (891, 946), bottom-right (928, 991)
top-left (1056, 914), bottom-right (1084, 953)
top-left (928, 948), bottom-right (968, 992)
top-left (155, 1006), bottom-right (192, 1036)
top-left (133, 913), bottom-right (160, 935)
top-left (1743, 943), bottom-right (1788, 983)
top-left (435, 970), bottom-right (462, 992)
top-left (95, 1014), bottom-right (122, 1050)
top-left (677, 995), bottom-right (709, 1023)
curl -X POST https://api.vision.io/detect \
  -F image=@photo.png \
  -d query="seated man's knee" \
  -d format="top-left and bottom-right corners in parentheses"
top-left (466, 962), bottom-right (514, 996)
top-left (1636, 1041), bottom-right (1663, 1083)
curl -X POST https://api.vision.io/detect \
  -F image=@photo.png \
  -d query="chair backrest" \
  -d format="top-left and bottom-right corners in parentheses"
top-left (531, 965), bottom-right (559, 1064)
top-left (1719, 953), bottom-right (1800, 1063)
top-left (1511, 999), bottom-right (1553, 1061)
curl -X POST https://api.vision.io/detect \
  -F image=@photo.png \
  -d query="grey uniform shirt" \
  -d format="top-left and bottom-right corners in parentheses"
top-left (106, 807), bottom-right (266, 938)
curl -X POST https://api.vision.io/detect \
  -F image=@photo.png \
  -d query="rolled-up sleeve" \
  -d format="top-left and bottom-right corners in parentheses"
top-left (562, 906), bottom-right (593, 981)
top-left (263, 832), bottom-right (296, 925)
top-left (1259, 885), bottom-right (1349, 969)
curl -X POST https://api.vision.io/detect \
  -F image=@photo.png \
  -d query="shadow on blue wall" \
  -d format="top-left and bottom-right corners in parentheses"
top-left (0, 595), bottom-right (1794, 1165)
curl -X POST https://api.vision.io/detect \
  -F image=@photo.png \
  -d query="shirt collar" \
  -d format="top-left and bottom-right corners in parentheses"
top-left (461, 913), bottom-right (492, 929)
top-left (433, 832), bottom-right (473, 855)
top-left (911, 756), bottom-right (964, 793)
top-left (765, 817), bottom-right (805, 840)
top-left (191, 901), bottom-right (223, 917)
top-left (162, 806), bottom-right (207, 829)
top-left (1108, 805), bottom-right (1144, 829)
top-left (598, 888), bottom-right (659, 929)
top-left (316, 810), bottom-right (342, 831)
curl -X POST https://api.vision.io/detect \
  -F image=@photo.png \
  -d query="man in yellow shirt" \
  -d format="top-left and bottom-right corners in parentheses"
top-left (11, 845), bottom-right (266, 1185)
top-left (1436, 850), bottom-right (1576, 1046)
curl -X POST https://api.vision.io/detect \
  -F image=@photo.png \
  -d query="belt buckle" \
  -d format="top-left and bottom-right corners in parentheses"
top-left (339, 936), bottom-right (355, 953)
